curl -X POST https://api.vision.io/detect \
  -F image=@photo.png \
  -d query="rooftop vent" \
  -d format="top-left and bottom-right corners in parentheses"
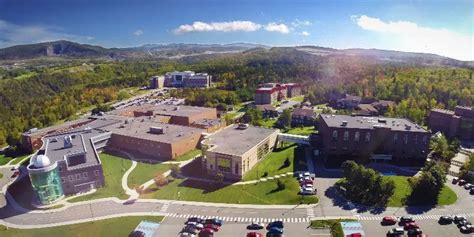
top-left (237, 123), bottom-right (249, 130)
top-left (173, 106), bottom-right (180, 111)
top-left (149, 126), bottom-right (164, 134)
top-left (378, 118), bottom-right (387, 123)
top-left (63, 135), bottom-right (73, 148)
top-left (405, 124), bottom-right (412, 130)
top-left (341, 121), bottom-right (348, 126)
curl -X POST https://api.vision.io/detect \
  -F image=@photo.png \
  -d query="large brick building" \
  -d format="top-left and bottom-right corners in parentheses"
top-left (312, 114), bottom-right (430, 163)
top-left (428, 106), bottom-right (474, 140)
top-left (254, 83), bottom-right (302, 105)
top-left (201, 124), bottom-right (280, 180)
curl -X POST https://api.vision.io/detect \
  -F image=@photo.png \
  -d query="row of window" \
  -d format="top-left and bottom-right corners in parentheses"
top-left (61, 170), bottom-right (100, 183)
top-left (331, 130), bottom-right (428, 144)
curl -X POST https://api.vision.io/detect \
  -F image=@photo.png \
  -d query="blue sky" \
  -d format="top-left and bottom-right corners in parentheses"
top-left (0, 0), bottom-right (473, 60)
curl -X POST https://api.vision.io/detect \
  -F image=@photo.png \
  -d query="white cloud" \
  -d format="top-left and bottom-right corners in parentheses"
top-left (133, 29), bottom-right (143, 36)
top-left (174, 21), bottom-right (262, 34)
top-left (0, 19), bottom-right (93, 48)
top-left (301, 31), bottom-right (310, 36)
top-left (292, 19), bottom-right (312, 27)
top-left (264, 23), bottom-right (290, 34)
top-left (351, 15), bottom-right (474, 61)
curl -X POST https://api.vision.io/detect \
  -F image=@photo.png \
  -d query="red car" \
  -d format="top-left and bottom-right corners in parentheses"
top-left (382, 216), bottom-right (397, 225)
top-left (199, 228), bottom-right (214, 235)
top-left (246, 232), bottom-right (263, 237)
top-left (416, 234), bottom-right (428, 237)
top-left (204, 224), bottom-right (220, 232)
top-left (404, 222), bottom-right (420, 230)
top-left (347, 233), bottom-right (362, 237)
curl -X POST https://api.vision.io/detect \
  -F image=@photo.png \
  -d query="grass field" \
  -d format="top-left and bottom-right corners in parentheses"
top-left (286, 126), bottom-right (315, 136)
top-left (0, 216), bottom-right (163, 237)
top-left (289, 95), bottom-right (305, 102)
top-left (141, 176), bottom-right (318, 205)
top-left (68, 153), bottom-right (132, 203)
top-left (174, 149), bottom-right (201, 162)
top-left (128, 162), bottom-right (171, 188)
top-left (310, 219), bottom-right (357, 237)
top-left (242, 143), bottom-right (297, 181)
top-left (260, 119), bottom-right (277, 128)
top-left (0, 153), bottom-right (31, 166)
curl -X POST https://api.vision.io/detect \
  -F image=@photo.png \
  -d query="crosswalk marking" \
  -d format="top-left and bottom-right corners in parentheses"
top-left (165, 214), bottom-right (315, 223)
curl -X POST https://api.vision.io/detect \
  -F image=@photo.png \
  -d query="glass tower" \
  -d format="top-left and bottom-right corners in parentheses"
top-left (27, 155), bottom-right (64, 205)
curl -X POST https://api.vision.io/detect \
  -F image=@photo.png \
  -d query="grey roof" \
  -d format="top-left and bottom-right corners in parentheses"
top-left (43, 128), bottom-right (107, 169)
top-left (319, 114), bottom-right (428, 133)
top-left (205, 125), bottom-right (279, 156)
top-left (112, 104), bottom-right (216, 118)
top-left (102, 117), bottom-right (203, 143)
top-left (292, 108), bottom-right (315, 117)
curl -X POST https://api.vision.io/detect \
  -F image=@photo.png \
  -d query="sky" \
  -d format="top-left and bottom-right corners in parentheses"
top-left (0, 0), bottom-right (473, 60)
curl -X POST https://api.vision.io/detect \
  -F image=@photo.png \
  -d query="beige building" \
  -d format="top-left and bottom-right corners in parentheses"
top-left (201, 124), bottom-right (279, 180)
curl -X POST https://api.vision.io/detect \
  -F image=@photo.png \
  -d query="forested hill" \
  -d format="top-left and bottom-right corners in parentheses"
top-left (0, 44), bottom-right (472, 148)
top-left (0, 40), bottom-right (472, 69)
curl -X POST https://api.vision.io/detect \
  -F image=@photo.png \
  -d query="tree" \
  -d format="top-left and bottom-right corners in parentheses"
top-left (154, 173), bottom-right (168, 188)
top-left (170, 164), bottom-right (181, 177)
top-left (430, 135), bottom-right (452, 161)
top-left (242, 109), bottom-right (262, 126)
top-left (277, 109), bottom-right (292, 129)
top-left (409, 161), bottom-right (447, 204)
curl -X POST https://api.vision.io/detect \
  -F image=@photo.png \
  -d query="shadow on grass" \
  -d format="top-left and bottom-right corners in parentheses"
top-left (177, 179), bottom-right (232, 194)
top-left (324, 186), bottom-right (387, 215)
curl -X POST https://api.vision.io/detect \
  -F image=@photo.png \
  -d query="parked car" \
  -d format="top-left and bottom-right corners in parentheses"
top-left (204, 224), bottom-right (220, 232)
top-left (458, 179), bottom-right (467, 186)
top-left (460, 224), bottom-right (474, 233)
top-left (267, 221), bottom-right (284, 230)
top-left (267, 227), bottom-right (284, 234)
top-left (399, 216), bottom-right (415, 224)
top-left (179, 233), bottom-right (196, 237)
top-left (246, 232), bottom-right (263, 237)
top-left (187, 217), bottom-right (204, 224)
top-left (302, 183), bottom-right (314, 189)
top-left (204, 218), bottom-right (223, 226)
top-left (404, 222), bottom-right (420, 230)
top-left (299, 177), bottom-right (313, 184)
top-left (453, 215), bottom-right (466, 223)
top-left (438, 215), bottom-right (453, 224)
top-left (407, 228), bottom-right (423, 236)
top-left (386, 227), bottom-right (404, 237)
top-left (347, 233), bottom-right (362, 237)
top-left (470, 188), bottom-right (474, 195)
top-left (247, 222), bottom-right (264, 230)
top-left (382, 216), bottom-right (398, 225)
top-left (464, 183), bottom-right (472, 190)
top-left (182, 225), bottom-right (199, 235)
top-left (266, 233), bottom-right (282, 237)
top-left (457, 219), bottom-right (471, 228)
top-left (198, 228), bottom-right (214, 237)
top-left (452, 177), bottom-right (459, 184)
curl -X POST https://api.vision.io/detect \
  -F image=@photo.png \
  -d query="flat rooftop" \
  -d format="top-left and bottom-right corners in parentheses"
top-left (320, 114), bottom-right (428, 133)
top-left (103, 117), bottom-right (204, 143)
top-left (205, 125), bottom-right (279, 156)
top-left (43, 128), bottom-right (107, 169)
top-left (112, 104), bottom-right (216, 118)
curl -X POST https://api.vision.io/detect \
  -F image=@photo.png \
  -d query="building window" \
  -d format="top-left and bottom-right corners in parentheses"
top-left (404, 134), bottom-right (408, 145)
top-left (76, 174), bottom-right (81, 180)
top-left (332, 130), bottom-right (338, 141)
top-left (58, 167), bottom-right (62, 172)
top-left (217, 158), bottom-right (231, 173)
top-left (354, 131), bottom-right (360, 142)
top-left (234, 163), bottom-right (239, 174)
top-left (365, 132), bottom-right (371, 142)
top-left (393, 133), bottom-right (398, 142)
top-left (94, 170), bottom-right (99, 176)
top-left (210, 164), bottom-right (214, 170)
top-left (68, 175), bottom-right (74, 181)
top-left (422, 135), bottom-right (427, 144)
top-left (343, 131), bottom-right (349, 141)
top-left (83, 172), bottom-right (88, 179)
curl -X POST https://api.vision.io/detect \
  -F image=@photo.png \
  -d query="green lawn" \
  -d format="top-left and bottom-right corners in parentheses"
top-left (360, 176), bottom-right (457, 207)
top-left (286, 126), bottom-right (315, 136)
top-left (141, 176), bottom-right (318, 205)
top-left (68, 153), bottom-right (132, 203)
top-left (310, 219), bottom-right (357, 237)
top-left (174, 149), bottom-right (201, 162)
top-left (289, 95), bottom-right (305, 102)
top-left (242, 143), bottom-right (298, 181)
top-left (0, 153), bottom-right (31, 166)
top-left (0, 216), bottom-right (163, 237)
top-left (128, 162), bottom-right (172, 188)
top-left (260, 119), bottom-right (277, 128)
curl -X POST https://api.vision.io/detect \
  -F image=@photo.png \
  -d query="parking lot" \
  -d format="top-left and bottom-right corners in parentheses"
top-left (155, 217), bottom-right (330, 237)
top-left (361, 217), bottom-right (474, 237)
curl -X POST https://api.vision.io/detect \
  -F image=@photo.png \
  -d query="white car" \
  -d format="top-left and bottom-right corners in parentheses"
top-left (302, 183), bottom-right (313, 189)
top-left (303, 172), bottom-right (311, 177)
top-left (300, 187), bottom-right (316, 195)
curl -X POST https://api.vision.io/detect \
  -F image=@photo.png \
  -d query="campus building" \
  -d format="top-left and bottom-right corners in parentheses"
top-left (312, 114), bottom-right (430, 163)
top-left (254, 83), bottom-right (302, 105)
top-left (291, 108), bottom-right (316, 126)
top-left (428, 106), bottom-right (474, 140)
top-left (163, 71), bottom-right (211, 88)
top-left (26, 118), bottom-right (119, 205)
top-left (149, 76), bottom-right (165, 89)
top-left (201, 124), bottom-right (279, 180)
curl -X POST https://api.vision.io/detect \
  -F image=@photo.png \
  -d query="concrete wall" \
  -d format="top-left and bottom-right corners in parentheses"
top-left (58, 161), bottom-right (105, 196)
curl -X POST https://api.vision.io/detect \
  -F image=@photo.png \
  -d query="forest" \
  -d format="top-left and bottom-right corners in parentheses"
top-left (0, 47), bottom-right (473, 147)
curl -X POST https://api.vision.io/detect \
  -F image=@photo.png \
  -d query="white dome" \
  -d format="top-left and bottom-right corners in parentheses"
top-left (32, 155), bottom-right (51, 168)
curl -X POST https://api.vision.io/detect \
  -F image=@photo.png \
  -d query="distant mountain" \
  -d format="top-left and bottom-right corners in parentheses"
top-left (0, 40), bottom-right (123, 60)
top-left (0, 40), bottom-right (472, 68)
